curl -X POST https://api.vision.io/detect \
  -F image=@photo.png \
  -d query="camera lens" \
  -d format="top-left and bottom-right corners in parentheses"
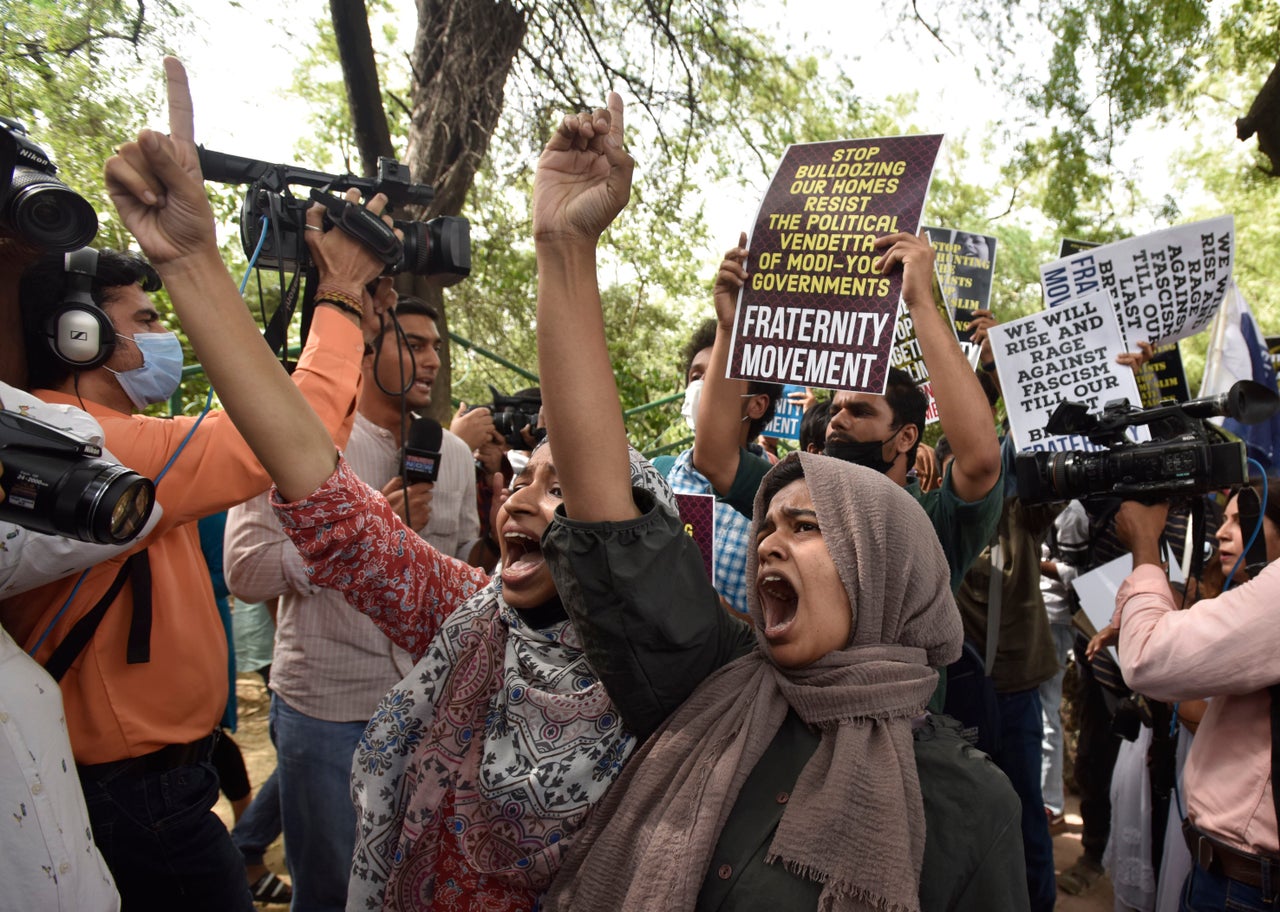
top-left (0, 450), bottom-right (155, 545)
top-left (28, 194), bottom-right (63, 231)
top-left (53, 458), bottom-right (154, 545)
top-left (3, 168), bottom-right (98, 252)
top-left (96, 465), bottom-right (155, 543)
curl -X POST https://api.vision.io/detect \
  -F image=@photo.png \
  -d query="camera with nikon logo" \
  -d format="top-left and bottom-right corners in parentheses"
top-left (0, 116), bottom-right (98, 252)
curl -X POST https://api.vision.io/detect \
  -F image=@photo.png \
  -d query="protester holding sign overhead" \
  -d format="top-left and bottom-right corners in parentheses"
top-left (695, 228), bottom-right (1002, 595)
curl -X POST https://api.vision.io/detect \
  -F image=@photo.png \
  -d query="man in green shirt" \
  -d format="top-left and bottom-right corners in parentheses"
top-left (693, 231), bottom-right (1003, 593)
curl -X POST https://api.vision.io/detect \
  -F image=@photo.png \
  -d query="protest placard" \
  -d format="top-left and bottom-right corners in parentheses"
top-left (1268, 335), bottom-right (1280, 376)
top-left (1039, 216), bottom-right (1234, 348)
top-left (1134, 341), bottom-right (1190, 407)
top-left (923, 226), bottom-right (998, 351)
top-left (673, 492), bottom-right (716, 582)
top-left (729, 134), bottom-right (944, 393)
top-left (989, 292), bottom-right (1145, 452)
top-left (1058, 238), bottom-right (1099, 258)
top-left (1049, 237), bottom-right (1189, 405)
top-left (889, 299), bottom-right (940, 424)
top-left (762, 384), bottom-right (806, 441)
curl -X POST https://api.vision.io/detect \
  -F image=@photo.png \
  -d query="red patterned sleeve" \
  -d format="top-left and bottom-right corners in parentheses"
top-left (270, 457), bottom-right (491, 659)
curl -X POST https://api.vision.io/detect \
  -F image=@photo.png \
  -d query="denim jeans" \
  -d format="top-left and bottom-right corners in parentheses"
top-left (1039, 621), bottom-right (1074, 815)
top-left (271, 693), bottom-right (368, 912)
top-left (230, 767), bottom-right (282, 867)
top-left (80, 757), bottom-right (253, 911)
top-left (995, 687), bottom-right (1057, 912)
top-left (1180, 864), bottom-right (1280, 911)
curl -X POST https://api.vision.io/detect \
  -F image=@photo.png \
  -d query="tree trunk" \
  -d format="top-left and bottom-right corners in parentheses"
top-left (405, 0), bottom-right (529, 423)
top-left (329, 0), bottom-right (395, 175)
top-left (328, 0), bottom-right (528, 423)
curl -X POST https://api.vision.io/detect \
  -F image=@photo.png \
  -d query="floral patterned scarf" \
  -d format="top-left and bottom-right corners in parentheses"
top-left (347, 448), bottom-right (672, 911)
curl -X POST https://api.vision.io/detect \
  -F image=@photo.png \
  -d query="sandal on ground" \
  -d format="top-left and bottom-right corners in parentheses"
top-left (249, 871), bottom-right (293, 904)
top-left (1058, 856), bottom-right (1105, 895)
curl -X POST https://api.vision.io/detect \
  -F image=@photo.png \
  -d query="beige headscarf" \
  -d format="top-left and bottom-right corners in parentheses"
top-left (544, 451), bottom-right (963, 912)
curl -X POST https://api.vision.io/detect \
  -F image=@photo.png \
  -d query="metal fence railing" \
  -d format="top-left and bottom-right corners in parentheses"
top-left (174, 338), bottom-right (687, 459)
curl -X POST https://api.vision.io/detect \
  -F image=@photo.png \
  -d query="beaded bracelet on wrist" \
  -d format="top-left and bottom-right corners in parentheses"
top-left (315, 287), bottom-right (364, 318)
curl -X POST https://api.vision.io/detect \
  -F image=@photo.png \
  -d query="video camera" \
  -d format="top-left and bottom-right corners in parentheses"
top-left (1016, 380), bottom-right (1280, 503)
top-left (477, 386), bottom-right (543, 449)
top-left (0, 410), bottom-right (155, 544)
top-left (197, 147), bottom-right (469, 283)
top-left (0, 116), bottom-right (97, 252)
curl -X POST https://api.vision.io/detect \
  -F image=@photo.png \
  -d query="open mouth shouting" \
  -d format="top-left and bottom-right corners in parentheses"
top-left (757, 571), bottom-right (799, 640)
top-left (500, 525), bottom-right (547, 589)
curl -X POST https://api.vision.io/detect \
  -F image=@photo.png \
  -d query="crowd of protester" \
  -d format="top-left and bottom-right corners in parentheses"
top-left (0, 55), bottom-right (1276, 912)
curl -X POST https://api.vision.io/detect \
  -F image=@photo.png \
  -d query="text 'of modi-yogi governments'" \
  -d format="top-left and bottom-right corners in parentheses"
top-left (729, 134), bottom-right (943, 394)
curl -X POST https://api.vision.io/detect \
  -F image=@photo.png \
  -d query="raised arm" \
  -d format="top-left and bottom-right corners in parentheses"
top-left (691, 233), bottom-right (750, 495)
top-left (876, 232), bottom-right (1001, 502)
top-left (532, 93), bottom-right (638, 522)
top-left (103, 57), bottom-right (389, 503)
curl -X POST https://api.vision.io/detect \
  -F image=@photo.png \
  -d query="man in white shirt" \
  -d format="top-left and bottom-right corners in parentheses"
top-left (0, 381), bottom-right (168, 912)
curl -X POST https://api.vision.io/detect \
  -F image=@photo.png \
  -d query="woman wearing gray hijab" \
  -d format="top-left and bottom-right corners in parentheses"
top-left (530, 96), bottom-right (1027, 912)
top-left (545, 453), bottom-right (1028, 912)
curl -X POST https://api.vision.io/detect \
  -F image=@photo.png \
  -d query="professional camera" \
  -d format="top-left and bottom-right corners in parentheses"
top-left (1016, 380), bottom-right (1280, 504)
top-left (197, 147), bottom-right (469, 283)
top-left (0, 117), bottom-right (97, 252)
top-left (478, 386), bottom-right (543, 449)
top-left (0, 410), bottom-right (154, 544)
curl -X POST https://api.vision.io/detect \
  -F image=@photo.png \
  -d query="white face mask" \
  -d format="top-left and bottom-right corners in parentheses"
top-left (680, 378), bottom-right (703, 431)
top-left (106, 330), bottom-right (185, 410)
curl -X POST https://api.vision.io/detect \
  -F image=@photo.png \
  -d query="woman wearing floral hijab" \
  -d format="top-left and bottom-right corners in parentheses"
top-left (102, 61), bottom-right (736, 912)
top-left (531, 94), bottom-right (1028, 909)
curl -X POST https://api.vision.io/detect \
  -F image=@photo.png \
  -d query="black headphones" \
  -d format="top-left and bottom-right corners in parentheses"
top-left (42, 246), bottom-right (115, 369)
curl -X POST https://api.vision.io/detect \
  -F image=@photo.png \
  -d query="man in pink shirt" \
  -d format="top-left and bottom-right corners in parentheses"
top-left (1113, 492), bottom-right (1279, 911)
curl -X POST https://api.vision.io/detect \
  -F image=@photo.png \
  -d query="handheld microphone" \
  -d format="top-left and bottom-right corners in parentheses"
top-left (403, 416), bottom-right (443, 484)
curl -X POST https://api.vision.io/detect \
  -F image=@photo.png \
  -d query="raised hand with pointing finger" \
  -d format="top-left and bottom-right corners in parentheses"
top-left (105, 57), bottom-right (392, 326)
top-left (104, 57), bottom-right (213, 266)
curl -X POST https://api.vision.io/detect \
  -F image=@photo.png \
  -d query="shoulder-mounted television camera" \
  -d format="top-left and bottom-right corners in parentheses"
top-left (0, 410), bottom-right (154, 544)
top-left (0, 116), bottom-right (97, 252)
top-left (197, 147), bottom-right (469, 284)
top-left (1015, 380), bottom-right (1280, 504)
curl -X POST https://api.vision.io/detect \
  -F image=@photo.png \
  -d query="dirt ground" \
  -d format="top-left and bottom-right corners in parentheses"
top-left (214, 673), bottom-right (1115, 911)
top-left (1054, 798), bottom-right (1116, 912)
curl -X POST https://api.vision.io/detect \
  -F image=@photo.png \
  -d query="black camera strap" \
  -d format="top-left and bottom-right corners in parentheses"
top-left (262, 265), bottom-right (310, 358)
top-left (44, 549), bottom-right (152, 682)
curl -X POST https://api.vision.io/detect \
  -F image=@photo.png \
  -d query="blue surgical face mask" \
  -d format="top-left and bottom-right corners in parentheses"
top-left (107, 330), bottom-right (184, 409)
